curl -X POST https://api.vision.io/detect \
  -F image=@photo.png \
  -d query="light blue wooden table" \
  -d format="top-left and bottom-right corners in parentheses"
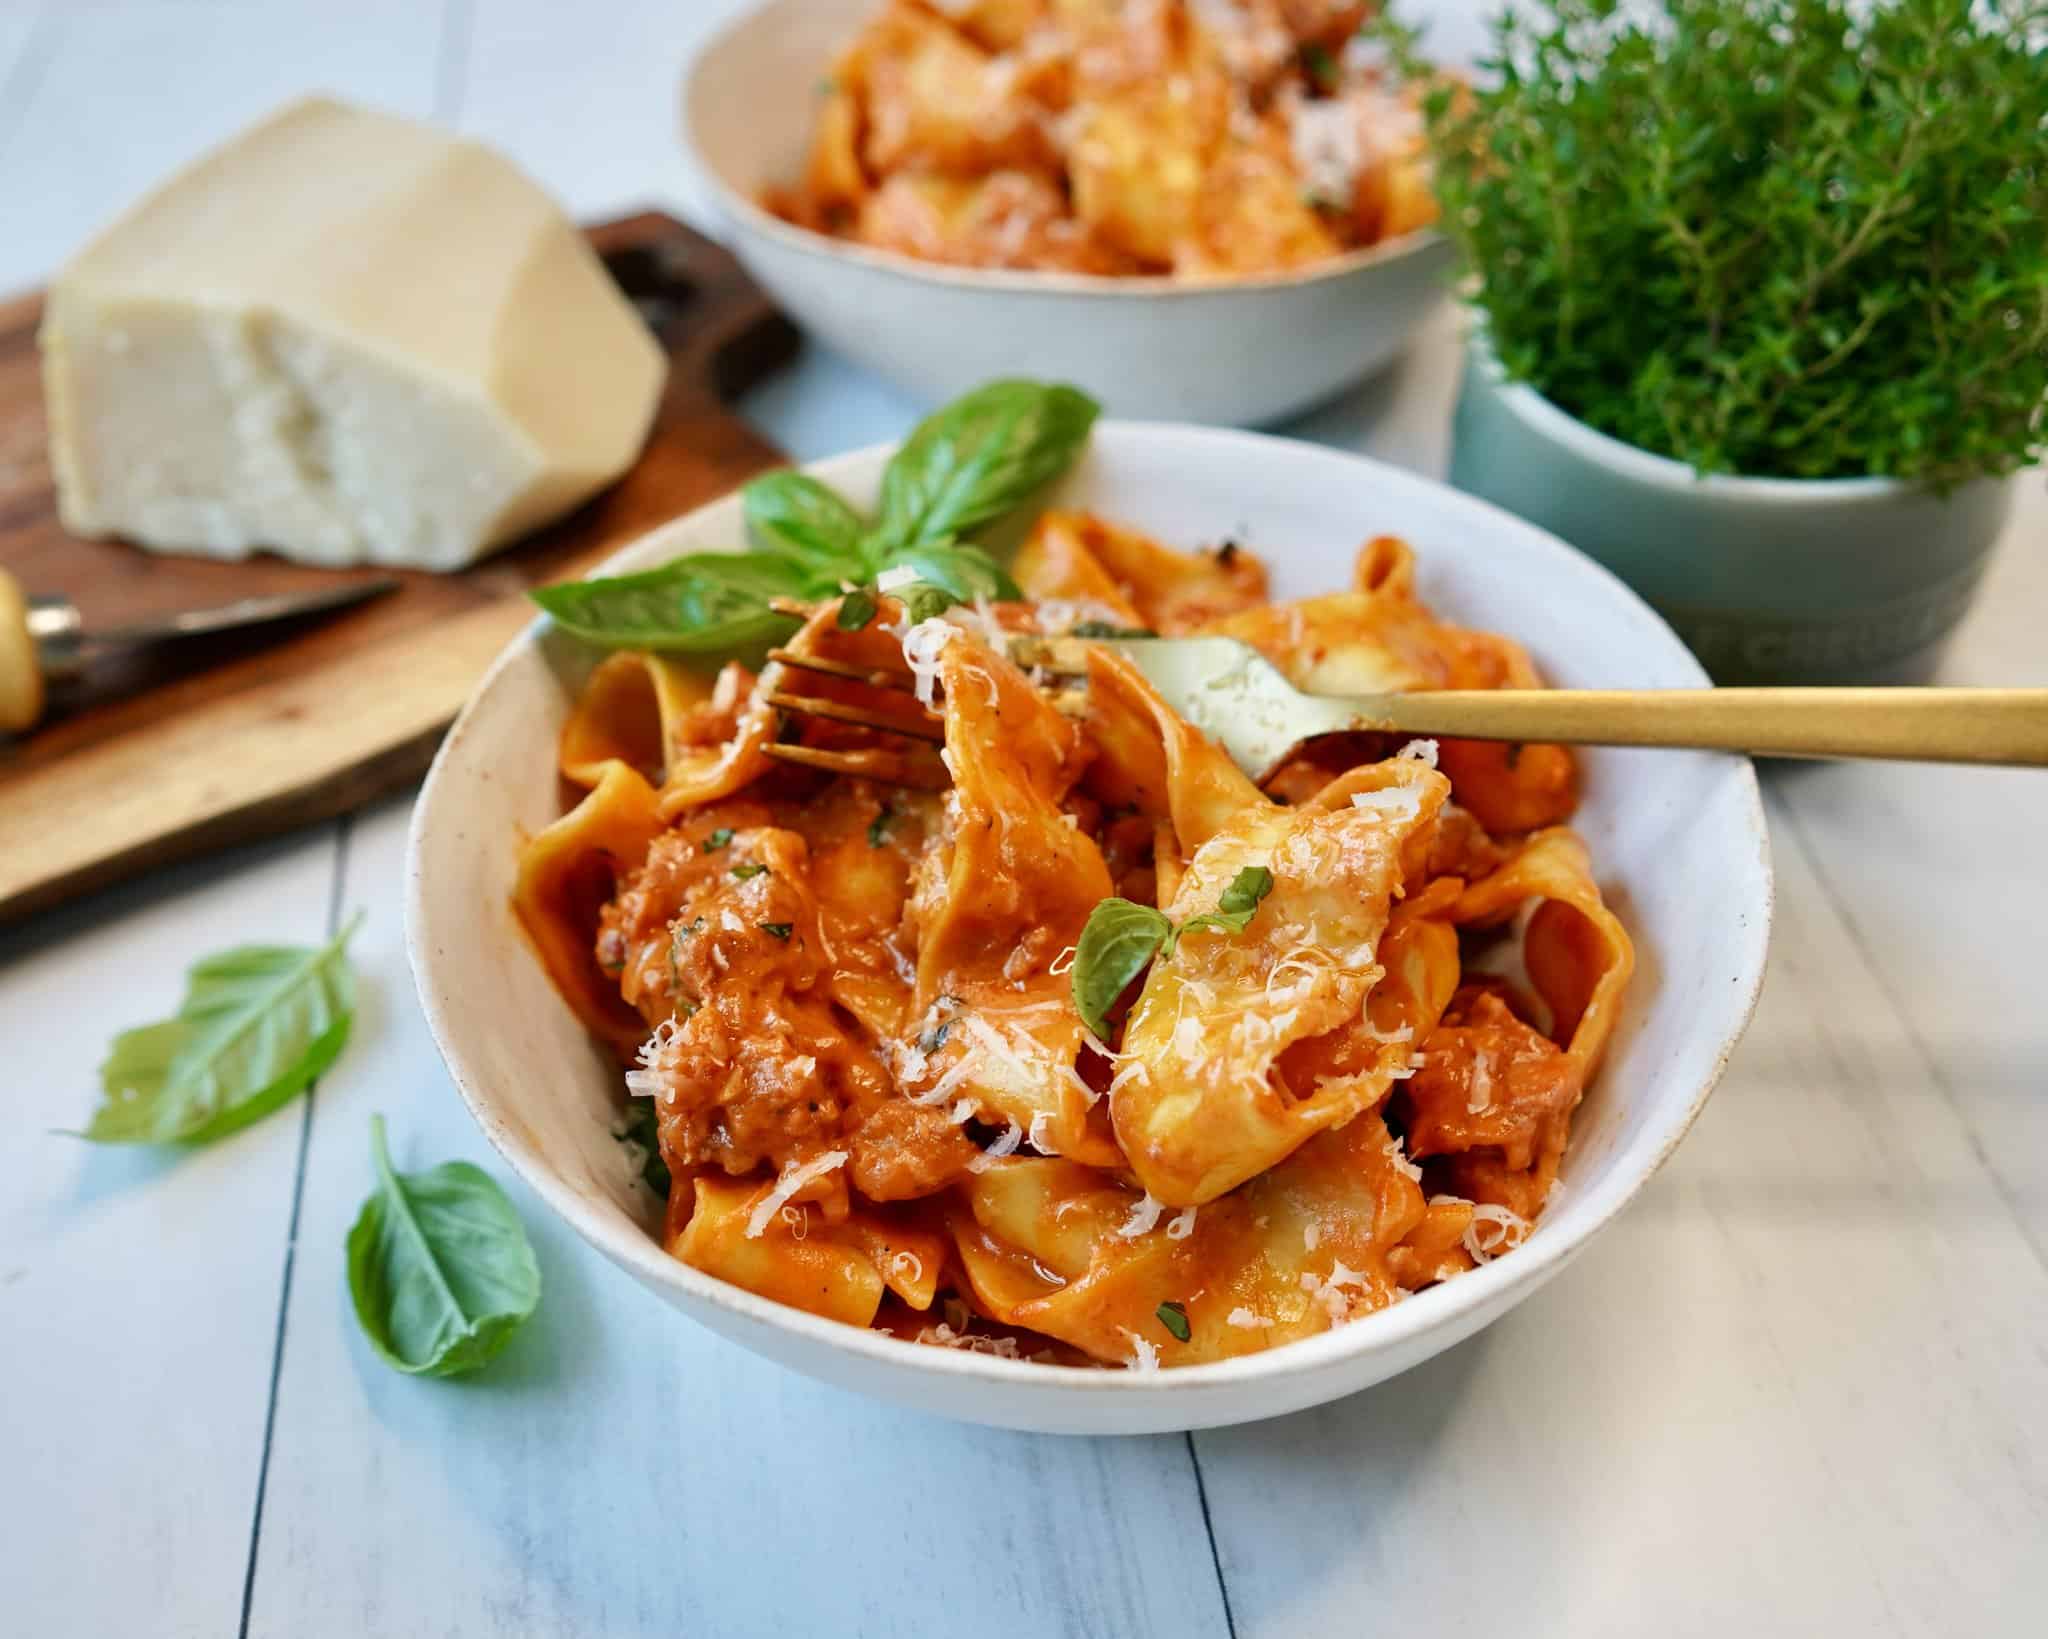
top-left (3, 5), bottom-right (2044, 1635)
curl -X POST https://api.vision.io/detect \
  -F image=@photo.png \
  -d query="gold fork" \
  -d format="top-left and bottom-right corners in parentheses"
top-left (760, 610), bottom-right (2048, 783)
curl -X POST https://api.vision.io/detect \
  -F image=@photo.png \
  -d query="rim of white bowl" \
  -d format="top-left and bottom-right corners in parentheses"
top-left (1463, 324), bottom-right (1917, 501)
top-left (677, 5), bottom-right (1448, 302)
top-left (407, 424), bottom-right (1773, 1400)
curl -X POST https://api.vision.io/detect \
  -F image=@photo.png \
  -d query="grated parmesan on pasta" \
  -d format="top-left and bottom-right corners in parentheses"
top-left (1117, 1191), bottom-right (1167, 1239)
top-left (745, 1151), bottom-right (847, 1239)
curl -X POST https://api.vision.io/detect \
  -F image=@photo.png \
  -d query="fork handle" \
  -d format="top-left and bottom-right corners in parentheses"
top-left (1365, 688), bottom-right (2048, 767)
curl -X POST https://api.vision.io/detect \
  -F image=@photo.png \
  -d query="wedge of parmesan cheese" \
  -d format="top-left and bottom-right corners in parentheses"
top-left (39, 96), bottom-right (666, 570)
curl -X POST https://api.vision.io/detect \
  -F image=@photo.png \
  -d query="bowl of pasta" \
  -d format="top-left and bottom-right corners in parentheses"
top-left (680, 0), bottom-right (1455, 425)
top-left (408, 386), bottom-right (1771, 1435)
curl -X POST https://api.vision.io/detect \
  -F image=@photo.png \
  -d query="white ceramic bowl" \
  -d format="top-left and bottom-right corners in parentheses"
top-left (407, 425), bottom-right (1773, 1435)
top-left (679, 0), bottom-right (1455, 425)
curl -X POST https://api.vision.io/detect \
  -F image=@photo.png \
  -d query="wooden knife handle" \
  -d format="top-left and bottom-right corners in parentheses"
top-left (0, 570), bottom-right (44, 733)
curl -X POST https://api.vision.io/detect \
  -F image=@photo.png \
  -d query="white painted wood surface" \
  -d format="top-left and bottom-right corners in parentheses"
top-left (1, 4), bottom-right (2042, 1636)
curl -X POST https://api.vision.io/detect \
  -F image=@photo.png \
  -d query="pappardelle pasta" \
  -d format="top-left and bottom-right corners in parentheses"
top-left (769, 0), bottom-right (1439, 278)
top-left (517, 518), bottom-right (1632, 1369)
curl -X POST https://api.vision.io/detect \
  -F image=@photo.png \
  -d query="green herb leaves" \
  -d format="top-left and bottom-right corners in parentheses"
top-left (83, 914), bottom-right (362, 1145)
top-left (1070, 867), bottom-right (1277, 1039)
top-left (526, 551), bottom-right (810, 655)
top-left (529, 380), bottom-right (1097, 656)
top-left (347, 1115), bottom-right (541, 1378)
top-left (1071, 899), bottom-right (1174, 1040)
top-left (1383, 0), bottom-right (2048, 483)
top-left (1156, 1300), bottom-right (1192, 1343)
top-left (742, 470), bottom-right (867, 570)
top-left (613, 1100), bottom-right (672, 1197)
top-left (1180, 866), bottom-right (1276, 941)
top-left (872, 380), bottom-right (1100, 552)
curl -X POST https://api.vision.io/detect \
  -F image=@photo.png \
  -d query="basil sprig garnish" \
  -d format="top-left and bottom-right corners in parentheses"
top-left (1070, 867), bottom-right (1276, 1041)
top-left (80, 913), bottom-right (363, 1144)
top-left (872, 381), bottom-right (1100, 552)
top-left (347, 1114), bottom-right (542, 1378)
top-left (530, 380), bottom-right (1097, 654)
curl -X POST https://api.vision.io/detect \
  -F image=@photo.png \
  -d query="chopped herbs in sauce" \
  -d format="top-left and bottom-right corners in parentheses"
top-left (731, 863), bottom-right (768, 881)
top-left (758, 922), bottom-right (794, 941)
top-left (702, 827), bottom-right (734, 853)
top-left (1155, 1300), bottom-right (1191, 1343)
top-left (613, 1100), bottom-right (672, 1197)
top-left (868, 805), bottom-right (892, 847)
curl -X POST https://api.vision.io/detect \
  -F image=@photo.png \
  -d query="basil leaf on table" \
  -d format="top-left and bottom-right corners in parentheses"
top-left (528, 552), bottom-right (814, 653)
top-left (742, 470), bottom-right (870, 573)
top-left (872, 381), bottom-right (1100, 553)
top-left (347, 1114), bottom-right (541, 1378)
top-left (82, 913), bottom-right (362, 1144)
top-left (1071, 898), bottom-right (1173, 1041)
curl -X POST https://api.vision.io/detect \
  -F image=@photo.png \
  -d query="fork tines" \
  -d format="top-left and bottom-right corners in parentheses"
top-left (765, 689), bottom-right (944, 744)
top-left (762, 741), bottom-right (948, 790)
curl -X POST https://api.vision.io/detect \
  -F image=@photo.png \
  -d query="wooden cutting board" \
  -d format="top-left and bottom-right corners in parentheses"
top-left (0, 212), bottom-right (796, 924)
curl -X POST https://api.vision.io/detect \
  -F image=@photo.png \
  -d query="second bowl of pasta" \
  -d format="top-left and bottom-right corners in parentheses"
top-left (681, 0), bottom-right (1455, 424)
top-left (407, 408), bottom-right (1771, 1435)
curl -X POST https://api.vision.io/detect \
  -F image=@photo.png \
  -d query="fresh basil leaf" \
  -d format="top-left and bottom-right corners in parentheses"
top-left (867, 805), bottom-right (892, 847)
top-left (872, 381), bottom-right (1100, 552)
top-left (612, 1100), bottom-right (672, 1197)
top-left (878, 541), bottom-right (1024, 605)
top-left (1178, 865), bottom-right (1276, 942)
top-left (529, 552), bottom-right (812, 653)
top-left (82, 914), bottom-right (362, 1145)
top-left (1156, 1300), bottom-right (1191, 1343)
top-left (759, 922), bottom-right (794, 941)
top-left (702, 828), bottom-right (734, 853)
top-left (742, 470), bottom-right (870, 572)
top-left (1072, 898), bottom-right (1173, 1041)
top-left (837, 589), bottom-right (878, 630)
top-left (731, 863), bottom-right (767, 881)
top-left (347, 1114), bottom-right (541, 1378)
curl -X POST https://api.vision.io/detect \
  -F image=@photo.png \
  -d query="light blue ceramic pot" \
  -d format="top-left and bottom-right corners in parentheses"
top-left (1448, 330), bottom-right (2017, 684)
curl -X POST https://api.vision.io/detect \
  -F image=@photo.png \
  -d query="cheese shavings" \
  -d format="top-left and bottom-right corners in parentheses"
top-left (745, 1150), bottom-right (847, 1239)
top-left (919, 1323), bottom-right (1022, 1359)
top-left (1226, 1308), bottom-right (1273, 1329)
top-left (875, 565), bottom-right (922, 593)
top-left (1464, 1203), bottom-right (1530, 1263)
top-left (1300, 1261), bottom-right (1372, 1323)
top-left (1383, 1131), bottom-right (1423, 1183)
top-left (1117, 1190), bottom-right (1167, 1239)
top-left (1351, 785), bottom-right (1423, 823)
top-left (1119, 1327), bottom-right (1161, 1371)
top-left (1397, 738), bottom-right (1440, 768)
top-left (1467, 1049), bottom-right (1495, 1115)
top-left (966, 1119), bottom-right (1027, 1174)
top-left (890, 1251), bottom-right (925, 1285)
top-left (1165, 1206), bottom-right (1198, 1241)
top-left (624, 1017), bottom-right (681, 1100)
top-left (900, 617), bottom-right (957, 706)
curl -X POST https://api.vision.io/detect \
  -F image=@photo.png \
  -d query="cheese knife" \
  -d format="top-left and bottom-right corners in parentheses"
top-left (0, 569), bottom-right (399, 734)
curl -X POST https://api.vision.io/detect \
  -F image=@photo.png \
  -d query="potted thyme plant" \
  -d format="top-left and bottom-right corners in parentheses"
top-left (1391, 0), bottom-right (2046, 684)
